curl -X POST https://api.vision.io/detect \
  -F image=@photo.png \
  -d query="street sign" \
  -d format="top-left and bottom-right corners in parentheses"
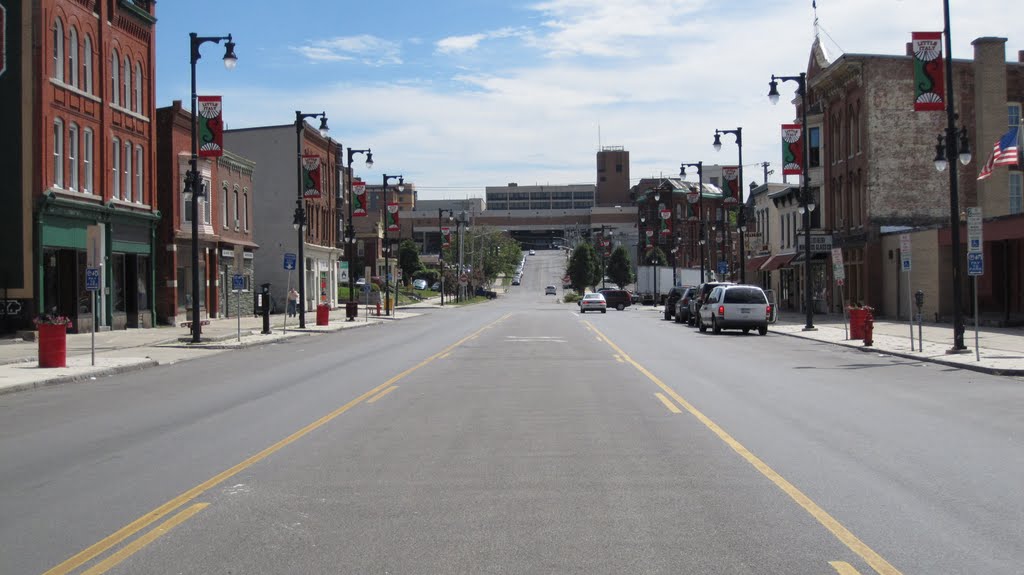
top-left (899, 234), bottom-right (912, 272)
top-left (967, 252), bottom-right (984, 276)
top-left (967, 207), bottom-right (983, 254)
top-left (283, 252), bottom-right (297, 270)
top-left (831, 247), bottom-right (845, 282)
top-left (232, 274), bottom-right (245, 290)
top-left (459, 273), bottom-right (469, 286)
top-left (717, 260), bottom-right (728, 276)
top-left (86, 267), bottom-right (100, 291)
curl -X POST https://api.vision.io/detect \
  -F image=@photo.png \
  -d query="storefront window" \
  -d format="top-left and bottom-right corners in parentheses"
top-left (112, 254), bottom-right (126, 312)
top-left (137, 256), bottom-right (150, 310)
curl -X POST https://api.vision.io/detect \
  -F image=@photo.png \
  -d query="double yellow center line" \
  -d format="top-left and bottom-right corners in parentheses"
top-left (42, 315), bottom-right (510, 575)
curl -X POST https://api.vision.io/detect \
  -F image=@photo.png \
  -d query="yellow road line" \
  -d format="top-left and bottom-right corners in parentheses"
top-left (655, 392), bottom-right (682, 414)
top-left (366, 386), bottom-right (398, 404)
top-left (80, 503), bottom-right (208, 575)
top-left (614, 354), bottom-right (624, 363)
top-left (438, 352), bottom-right (450, 359)
top-left (41, 315), bottom-right (509, 575)
top-left (830, 561), bottom-right (864, 575)
top-left (585, 321), bottom-right (903, 575)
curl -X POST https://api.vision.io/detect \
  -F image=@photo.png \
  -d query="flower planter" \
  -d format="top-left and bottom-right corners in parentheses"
top-left (38, 324), bottom-right (68, 368)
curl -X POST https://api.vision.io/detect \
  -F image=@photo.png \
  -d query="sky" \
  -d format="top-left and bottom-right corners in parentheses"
top-left (155, 0), bottom-right (1024, 201)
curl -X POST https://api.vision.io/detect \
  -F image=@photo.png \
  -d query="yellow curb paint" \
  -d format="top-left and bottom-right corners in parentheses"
top-left (366, 386), bottom-right (398, 404)
top-left (80, 503), bottom-right (208, 575)
top-left (42, 315), bottom-right (509, 575)
top-left (586, 321), bottom-right (903, 575)
top-left (655, 392), bottom-right (682, 414)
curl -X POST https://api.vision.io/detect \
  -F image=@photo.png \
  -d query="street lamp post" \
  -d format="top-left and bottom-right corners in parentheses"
top-left (680, 162), bottom-right (706, 283)
top-left (344, 148), bottom-right (374, 311)
top-left (187, 32), bottom-right (237, 343)
top-left (769, 72), bottom-right (815, 330)
top-left (438, 208), bottom-right (454, 305)
top-left (294, 111), bottom-right (330, 328)
top-left (931, 0), bottom-right (972, 352)
top-left (381, 174), bottom-right (403, 316)
top-left (713, 127), bottom-right (745, 283)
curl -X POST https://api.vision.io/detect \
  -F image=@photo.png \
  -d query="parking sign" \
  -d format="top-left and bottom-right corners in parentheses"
top-left (86, 267), bottom-right (100, 291)
top-left (283, 253), bottom-right (297, 270)
top-left (967, 252), bottom-right (984, 276)
top-left (232, 274), bottom-right (245, 290)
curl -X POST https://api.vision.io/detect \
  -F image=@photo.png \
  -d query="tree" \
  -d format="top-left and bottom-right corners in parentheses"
top-left (606, 245), bottom-right (634, 289)
top-left (398, 239), bottom-right (421, 286)
top-left (646, 246), bottom-right (668, 267)
top-left (567, 243), bottom-right (599, 293)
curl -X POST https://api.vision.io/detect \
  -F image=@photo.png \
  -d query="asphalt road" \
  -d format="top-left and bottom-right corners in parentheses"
top-left (1, 250), bottom-right (1022, 574)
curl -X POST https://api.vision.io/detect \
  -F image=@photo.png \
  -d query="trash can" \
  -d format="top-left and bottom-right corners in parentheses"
top-left (848, 307), bottom-right (865, 340)
top-left (316, 303), bottom-right (330, 326)
top-left (345, 301), bottom-right (358, 321)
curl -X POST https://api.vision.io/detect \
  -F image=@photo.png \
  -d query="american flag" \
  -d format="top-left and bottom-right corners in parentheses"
top-left (977, 126), bottom-right (1020, 180)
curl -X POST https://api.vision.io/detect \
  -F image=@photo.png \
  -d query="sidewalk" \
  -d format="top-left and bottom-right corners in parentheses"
top-left (0, 299), bottom-right (441, 396)
top-left (772, 310), bottom-right (1024, 377)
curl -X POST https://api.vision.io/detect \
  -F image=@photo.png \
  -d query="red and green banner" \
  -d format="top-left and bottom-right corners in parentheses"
top-left (386, 203), bottom-right (400, 233)
top-left (912, 32), bottom-right (945, 112)
top-left (197, 96), bottom-right (223, 157)
top-left (781, 124), bottom-right (803, 176)
top-left (441, 226), bottom-right (452, 248)
top-left (644, 229), bottom-right (654, 251)
top-left (659, 209), bottom-right (672, 236)
top-left (352, 179), bottom-right (367, 217)
top-left (302, 155), bottom-right (322, 199)
top-left (722, 166), bottom-right (739, 205)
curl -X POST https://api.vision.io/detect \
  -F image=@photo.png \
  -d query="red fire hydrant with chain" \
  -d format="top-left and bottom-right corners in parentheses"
top-left (375, 301), bottom-right (382, 316)
top-left (863, 307), bottom-right (874, 347)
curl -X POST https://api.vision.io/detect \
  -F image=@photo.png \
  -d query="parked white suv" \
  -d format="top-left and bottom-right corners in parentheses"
top-left (698, 285), bottom-right (771, 335)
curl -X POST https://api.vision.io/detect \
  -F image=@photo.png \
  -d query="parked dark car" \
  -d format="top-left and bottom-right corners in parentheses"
top-left (598, 289), bottom-right (633, 311)
top-left (673, 286), bottom-right (697, 324)
top-left (663, 286), bottom-right (692, 321)
top-left (688, 282), bottom-right (735, 327)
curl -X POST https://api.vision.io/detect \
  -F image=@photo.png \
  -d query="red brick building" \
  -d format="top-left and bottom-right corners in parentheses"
top-left (155, 101), bottom-right (257, 325)
top-left (30, 0), bottom-right (159, 331)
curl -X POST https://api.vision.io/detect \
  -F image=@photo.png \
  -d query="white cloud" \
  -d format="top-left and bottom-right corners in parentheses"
top-left (292, 35), bottom-right (402, 66)
top-left (436, 34), bottom-right (487, 54)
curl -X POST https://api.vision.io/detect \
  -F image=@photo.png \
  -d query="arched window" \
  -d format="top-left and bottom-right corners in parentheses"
top-left (83, 128), bottom-right (94, 194)
top-left (233, 188), bottom-right (239, 227)
top-left (112, 136), bottom-right (120, 198)
top-left (54, 118), bottom-right (65, 187)
top-left (135, 145), bottom-right (144, 203)
top-left (243, 191), bottom-right (249, 231)
top-left (111, 49), bottom-right (120, 105)
top-left (123, 139), bottom-right (132, 200)
top-left (68, 27), bottom-right (79, 87)
top-left (83, 35), bottom-right (93, 94)
top-left (68, 123), bottom-right (79, 191)
top-left (134, 62), bottom-right (143, 113)
top-left (123, 56), bottom-right (132, 110)
top-left (53, 18), bottom-right (65, 81)
top-left (221, 185), bottom-right (229, 226)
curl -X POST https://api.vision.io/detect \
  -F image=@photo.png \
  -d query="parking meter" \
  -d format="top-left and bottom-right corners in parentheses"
top-left (260, 283), bottom-right (272, 334)
top-left (914, 290), bottom-right (925, 313)
top-left (914, 289), bottom-right (925, 352)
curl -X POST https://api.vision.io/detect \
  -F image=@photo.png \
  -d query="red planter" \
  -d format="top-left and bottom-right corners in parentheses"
top-left (38, 324), bottom-right (68, 368)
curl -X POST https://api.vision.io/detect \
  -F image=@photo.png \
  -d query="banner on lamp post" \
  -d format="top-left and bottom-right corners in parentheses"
top-left (722, 166), bottom-right (739, 204)
top-left (659, 209), bottom-right (672, 236)
top-left (352, 179), bottom-right (367, 217)
top-left (781, 124), bottom-right (802, 176)
top-left (386, 203), bottom-right (400, 233)
top-left (302, 155), bottom-right (322, 199)
top-left (197, 96), bottom-right (224, 157)
top-left (441, 226), bottom-right (452, 248)
top-left (912, 32), bottom-right (945, 112)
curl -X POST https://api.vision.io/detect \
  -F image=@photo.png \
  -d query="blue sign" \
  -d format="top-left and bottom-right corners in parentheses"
top-left (967, 252), bottom-right (984, 276)
top-left (232, 274), bottom-right (245, 290)
top-left (85, 267), bottom-right (100, 291)
top-left (283, 253), bottom-right (297, 270)
top-left (717, 260), bottom-right (728, 276)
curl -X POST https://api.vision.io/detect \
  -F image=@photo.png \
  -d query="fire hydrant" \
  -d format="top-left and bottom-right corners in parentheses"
top-left (375, 301), bottom-right (382, 316)
top-left (863, 307), bottom-right (874, 347)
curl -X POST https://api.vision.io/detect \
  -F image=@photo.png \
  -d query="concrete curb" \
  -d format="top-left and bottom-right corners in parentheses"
top-left (0, 359), bottom-right (160, 396)
top-left (774, 329), bottom-right (1024, 377)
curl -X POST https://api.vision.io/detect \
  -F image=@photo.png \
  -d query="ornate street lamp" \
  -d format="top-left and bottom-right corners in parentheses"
top-left (381, 174), bottom-right (404, 316)
top-left (768, 72), bottom-right (815, 330)
top-left (680, 162), bottom-right (706, 283)
top-left (713, 127), bottom-right (745, 282)
top-left (187, 32), bottom-right (236, 343)
top-left (294, 111), bottom-right (329, 328)
top-left (438, 208), bottom-right (455, 305)
top-left (344, 147), bottom-right (373, 312)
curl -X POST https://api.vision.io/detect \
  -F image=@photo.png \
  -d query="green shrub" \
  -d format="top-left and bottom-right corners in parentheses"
top-left (562, 292), bottom-right (581, 303)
